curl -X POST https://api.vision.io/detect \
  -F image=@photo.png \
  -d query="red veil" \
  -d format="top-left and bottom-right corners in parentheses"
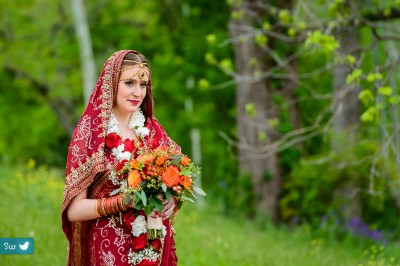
top-left (61, 50), bottom-right (178, 265)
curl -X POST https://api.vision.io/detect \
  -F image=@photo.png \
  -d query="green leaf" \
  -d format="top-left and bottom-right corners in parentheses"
top-left (190, 190), bottom-right (198, 199)
top-left (367, 73), bottom-right (383, 82)
top-left (360, 107), bottom-right (378, 123)
top-left (205, 53), bottom-right (217, 65)
top-left (262, 21), bottom-right (271, 31)
top-left (219, 58), bottom-right (234, 72)
top-left (388, 96), bottom-right (400, 105)
top-left (198, 79), bottom-right (210, 90)
top-left (206, 34), bottom-right (217, 45)
top-left (153, 196), bottom-right (163, 212)
top-left (164, 189), bottom-right (172, 200)
top-left (377, 86), bottom-right (392, 96)
top-left (134, 200), bottom-right (144, 210)
top-left (140, 190), bottom-right (147, 206)
top-left (305, 30), bottom-right (339, 54)
top-left (193, 186), bottom-right (207, 196)
top-left (346, 69), bottom-right (363, 85)
top-left (254, 33), bottom-right (268, 46)
top-left (245, 103), bottom-right (256, 118)
top-left (278, 9), bottom-right (292, 25)
top-left (287, 27), bottom-right (296, 37)
top-left (258, 132), bottom-right (267, 142)
top-left (177, 199), bottom-right (184, 210)
top-left (171, 155), bottom-right (182, 166)
top-left (145, 204), bottom-right (154, 215)
top-left (296, 20), bottom-right (307, 30)
top-left (267, 118), bottom-right (279, 129)
top-left (161, 183), bottom-right (167, 193)
top-left (181, 195), bottom-right (195, 203)
top-left (125, 194), bottom-right (131, 205)
top-left (358, 90), bottom-right (374, 107)
top-left (109, 188), bottom-right (121, 196)
top-left (346, 55), bottom-right (356, 66)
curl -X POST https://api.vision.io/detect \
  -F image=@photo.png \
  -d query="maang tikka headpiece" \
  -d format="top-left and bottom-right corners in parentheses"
top-left (120, 53), bottom-right (150, 82)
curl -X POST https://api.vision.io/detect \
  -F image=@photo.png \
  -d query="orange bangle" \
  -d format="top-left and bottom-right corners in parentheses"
top-left (105, 198), bottom-right (111, 216)
top-left (118, 194), bottom-right (127, 212)
top-left (110, 197), bottom-right (117, 214)
top-left (95, 199), bottom-right (102, 217)
top-left (100, 198), bottom-right (107, 216)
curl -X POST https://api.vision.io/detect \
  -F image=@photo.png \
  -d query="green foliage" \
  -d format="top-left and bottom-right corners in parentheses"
top-left (280, 137), bottom-right (399, 232)
top-left (245, 103), bottom-right (256, 118)
top-left (2, 0), bottom-right (400, 243)
top-left (377, 86), bottom-right (393, 96)
top-left (360, 106), bottom-right (378, 123)
top-left (305, 30), bottom-right (340, 55)
top-left (3, 164), bottom-right (400, 265)
top-left (359, 90), bottom-right (375, 107)
top-left (0, 162), bottom-right (67, 265)
top-left (0, 162), bottom-right (391, 265)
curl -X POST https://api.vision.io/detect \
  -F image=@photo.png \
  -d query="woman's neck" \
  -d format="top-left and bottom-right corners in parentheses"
top-left (113, 109), bottom-right (131, 128)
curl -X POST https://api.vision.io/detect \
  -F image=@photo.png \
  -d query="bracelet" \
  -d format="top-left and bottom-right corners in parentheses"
top-left (95, 199), bottom-right (102, 217)
top-left (96, 195), bottom-right (127, 218)
top-left (111, 196), bottom-right (118, 214)
top-left (105, 198), bottom-right (112, 216)
top-left (100, 198), bottom-right (106, 216)
top-left (117, 194), bottom-right (128, 212)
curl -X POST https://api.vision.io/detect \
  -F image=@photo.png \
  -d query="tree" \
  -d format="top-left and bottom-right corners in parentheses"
top-left (217, 0), bottom-right (400, 226)
top-left (70, 0), bottom-right (96, 103)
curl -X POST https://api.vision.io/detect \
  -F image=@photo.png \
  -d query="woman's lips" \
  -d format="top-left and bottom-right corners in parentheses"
top-left (128, 99), bottom-right (140, 105)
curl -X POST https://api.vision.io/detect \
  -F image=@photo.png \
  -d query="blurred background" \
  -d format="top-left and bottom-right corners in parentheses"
top-left (1, 0), bottom-right (400, 265)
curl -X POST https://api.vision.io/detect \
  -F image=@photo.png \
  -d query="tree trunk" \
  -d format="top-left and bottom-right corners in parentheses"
top-left (229, 0), bottom-right (282, 222)
top-left (70, 0), bottom-right (96, 104)
top-left (332, 25), bottom-right (362, 219)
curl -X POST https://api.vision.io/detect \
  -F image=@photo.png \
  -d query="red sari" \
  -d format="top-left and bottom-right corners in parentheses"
top-left (61, 50), bottom-right (178, 266)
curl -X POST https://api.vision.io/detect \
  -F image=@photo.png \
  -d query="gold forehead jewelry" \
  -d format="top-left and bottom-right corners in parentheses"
top-left (120, 53), bottom-right (150, 82)
top-left (120, 65), bottom-right (150, 82)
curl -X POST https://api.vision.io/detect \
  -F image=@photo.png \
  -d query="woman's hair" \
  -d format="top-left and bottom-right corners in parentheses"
top-left (120, 52), bottom-right (153, 118)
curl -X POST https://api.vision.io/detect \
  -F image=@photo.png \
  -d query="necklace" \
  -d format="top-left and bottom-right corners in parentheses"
top-left (106, 109), bottom-right (150, 162)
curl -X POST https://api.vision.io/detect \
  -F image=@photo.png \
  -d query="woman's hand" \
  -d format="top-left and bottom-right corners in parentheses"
top-left (161, 197), bottom-right (177, 220)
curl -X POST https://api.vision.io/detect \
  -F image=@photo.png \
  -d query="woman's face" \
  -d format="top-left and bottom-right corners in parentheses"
top-left (114, 65), bottom-right (149, 116)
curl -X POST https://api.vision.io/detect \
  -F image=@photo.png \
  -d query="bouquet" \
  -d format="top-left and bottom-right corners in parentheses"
top-left (109, 145), bottom-right (205, 239)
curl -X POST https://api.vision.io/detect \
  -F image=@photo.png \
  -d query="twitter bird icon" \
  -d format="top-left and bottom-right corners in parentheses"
top-left (0, 238), bottom-right (34, 254)
top-left (19, 241), bottom-right (30, 251)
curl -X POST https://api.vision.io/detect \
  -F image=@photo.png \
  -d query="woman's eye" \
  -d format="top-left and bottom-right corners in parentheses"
top-left (125, 81), bottom-right (133, 86)
top-left (140, 82), bottom-right (147, 88)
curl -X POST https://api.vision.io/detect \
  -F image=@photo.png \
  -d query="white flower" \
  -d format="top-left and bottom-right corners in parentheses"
top-left (109, 170), bottom-right (119, 185)
top-left (131, 215), bottom-right (147, 237)
top-left (136, 127), bottom-right (150, 138)
top-left (106, 110), bottom-right (150, 167)
top-left (129, 110), bottom-right (149, 138)
top-left (129, 110), bottom-right (146, 129)
top-left (120, 180), bottom-right (128, 194)
top-left (128, 247), bottom-right (160, 265)
top-left (162, 225), bottom-right (167, 238)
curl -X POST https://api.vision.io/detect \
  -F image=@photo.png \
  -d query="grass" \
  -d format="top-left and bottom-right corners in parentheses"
top-left (1, 161), bottom-right (400, 266)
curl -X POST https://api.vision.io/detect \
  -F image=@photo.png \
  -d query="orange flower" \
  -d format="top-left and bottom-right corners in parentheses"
top-left (137, 154), bottom-right (156, 165)
top-left (145, 155), bottom-right (156, 165)
top-left (156, 155), bottom-right (166, 166)
top-left (180, 176), bottom-right (192, 191)
top-left (130, 159), bottom-right (140, 169)
top-left (162, 165), bottom-right (181, 188)
top-left (159, 145), bottom-right (169, 152)
top-left (180, 155), bottom-right (191, 166)
top-left (128, 170), bottom-right (142, 188)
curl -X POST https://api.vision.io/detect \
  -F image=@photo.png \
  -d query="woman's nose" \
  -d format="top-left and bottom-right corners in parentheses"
top-left (131, 86), bottom-right (141, 96)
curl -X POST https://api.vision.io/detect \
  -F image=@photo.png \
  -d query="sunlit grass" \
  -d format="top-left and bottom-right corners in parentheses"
top-left (1, 162), bottom-right (400, 266)
top-left (0, 160), bottom-right (67, 265)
